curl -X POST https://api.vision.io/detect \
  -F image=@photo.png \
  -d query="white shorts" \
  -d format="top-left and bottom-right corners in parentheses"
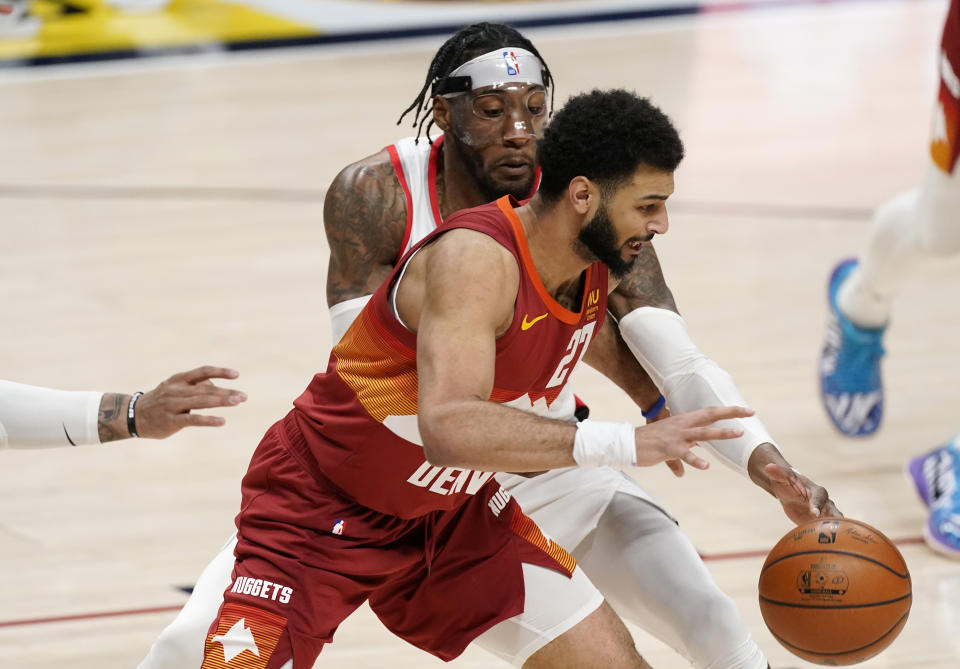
top-left (474, 563), bottom-right (604, 666)
top-left (497, 466), bottom-right (672, 549)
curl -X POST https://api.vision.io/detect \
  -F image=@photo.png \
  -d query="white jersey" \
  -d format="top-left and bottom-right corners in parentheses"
top-left (386, 136), bottom-right (446, 259)
top-left (387, 134), bottom-right (667, 548)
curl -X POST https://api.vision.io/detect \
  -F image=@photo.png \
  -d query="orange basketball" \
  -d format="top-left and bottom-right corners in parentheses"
top-left (758, 518), bottom-right (911, 665)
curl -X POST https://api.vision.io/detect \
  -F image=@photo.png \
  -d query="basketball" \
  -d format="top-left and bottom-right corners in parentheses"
top-left (758, 518), bottom-right (911, 665)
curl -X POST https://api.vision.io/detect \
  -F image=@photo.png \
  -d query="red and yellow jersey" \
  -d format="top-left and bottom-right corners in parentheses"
top-left (293, 196), bottom-right (607, 518)
top-left (931, 0), bottom-right (960, 174)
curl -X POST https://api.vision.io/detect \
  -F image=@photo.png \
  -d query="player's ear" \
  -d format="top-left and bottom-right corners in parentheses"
top-left (568, 176), bottom-right (594, 215)
top-left (433, 96), bottom-right (453, 132)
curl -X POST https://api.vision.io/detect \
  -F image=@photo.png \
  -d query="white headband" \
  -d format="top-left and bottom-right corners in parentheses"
top-left (435, 47), bottom-right (545, 95)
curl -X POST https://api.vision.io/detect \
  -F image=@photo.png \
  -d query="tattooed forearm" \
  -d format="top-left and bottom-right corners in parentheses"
top-left (324, 152), bottom-right (408, 306)
top-left (98, 393), bottom-right (130, 443)
top-left (608, 242), bottom-right (679, 319)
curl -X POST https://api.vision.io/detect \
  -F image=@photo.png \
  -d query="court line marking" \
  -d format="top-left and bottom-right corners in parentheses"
top-left (698, 535), bottom-right (926, 562)
top-left (0, 184), bottom-right (875, 220)
top-left (0, 535), bottom-right (925, 629)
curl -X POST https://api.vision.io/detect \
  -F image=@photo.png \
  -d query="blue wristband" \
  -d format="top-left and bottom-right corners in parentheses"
top-left (641, 394), bottom-right (666, 420)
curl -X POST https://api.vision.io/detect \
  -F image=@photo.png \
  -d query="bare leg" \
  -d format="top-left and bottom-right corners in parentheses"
top-left (523, 601), bottom-right (650, 669)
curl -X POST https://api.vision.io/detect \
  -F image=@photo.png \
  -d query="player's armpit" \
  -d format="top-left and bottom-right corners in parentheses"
top-left (323, 150), bottom-right (409, 307)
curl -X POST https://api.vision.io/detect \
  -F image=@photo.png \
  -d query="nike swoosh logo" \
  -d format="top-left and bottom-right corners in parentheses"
top-left (521, 313), bottom-right (548, 331)
top-left (62, 423), bottom-right (77, 447)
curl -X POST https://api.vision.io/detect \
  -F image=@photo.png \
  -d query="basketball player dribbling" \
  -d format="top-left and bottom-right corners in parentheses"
top-left (139, 24), bottom-right (840, 669)
top-left (819, 0), bottom-right (960, 558)
top-left (155, 88), bottom-right (761, 669)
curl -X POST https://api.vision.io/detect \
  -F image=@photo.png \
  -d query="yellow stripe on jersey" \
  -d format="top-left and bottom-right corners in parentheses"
top-left (334, 308), bottom-right (418, 423)
top-left (201, 602), bottom-right (286, 669)
top-left (509, 505), bottom-right (577, 577)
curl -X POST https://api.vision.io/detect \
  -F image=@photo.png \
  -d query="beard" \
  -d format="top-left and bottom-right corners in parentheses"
top-left (475, 165), bottom-right (535, 203)
top-left (575, 202), bottom-right (637, 279)
top-left (447, 130), bottom-right (536, 202)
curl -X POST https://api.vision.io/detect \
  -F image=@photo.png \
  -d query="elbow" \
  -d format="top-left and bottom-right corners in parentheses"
top-left (418, 413), bottom-right (456, 467)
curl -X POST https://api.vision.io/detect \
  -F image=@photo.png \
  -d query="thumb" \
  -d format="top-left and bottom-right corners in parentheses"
top-left (764, 463), bottom-right (793, 483)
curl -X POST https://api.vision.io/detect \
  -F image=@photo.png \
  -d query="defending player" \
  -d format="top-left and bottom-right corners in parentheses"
top-left (0, 366), bottom-right (245, 448)
top-left (819, 0), bottom-right (960, 556)
top-left (140, 23), bottom-right (840, 669)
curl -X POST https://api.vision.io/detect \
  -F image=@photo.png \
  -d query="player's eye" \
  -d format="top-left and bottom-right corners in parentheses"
top-left (526, 92), bottom-right (546, 116)
top-left (473, 97), bottom-right (505, 119)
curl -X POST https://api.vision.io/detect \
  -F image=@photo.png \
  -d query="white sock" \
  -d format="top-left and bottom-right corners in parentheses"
top-left (837, 190), bottom-right (922, 329)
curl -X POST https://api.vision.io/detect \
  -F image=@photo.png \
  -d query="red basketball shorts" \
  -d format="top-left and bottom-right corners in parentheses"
top-left (198, 415), bottom-right (578, 669)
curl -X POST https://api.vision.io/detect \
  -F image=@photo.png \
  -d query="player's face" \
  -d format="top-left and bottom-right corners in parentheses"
top-left (444, 83), bottom-right (546, 201)
top-left (577, 166), bottom-right (674, 278)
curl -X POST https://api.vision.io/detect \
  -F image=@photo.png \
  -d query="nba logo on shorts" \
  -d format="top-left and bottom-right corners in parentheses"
top-left (502, 50), bottom-right (520, 76)
top-left (332, 519), bottom-right (345, 535)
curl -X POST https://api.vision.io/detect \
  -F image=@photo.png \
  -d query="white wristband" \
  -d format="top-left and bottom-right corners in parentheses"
top-left (573, 419), bottom-right (636, 469)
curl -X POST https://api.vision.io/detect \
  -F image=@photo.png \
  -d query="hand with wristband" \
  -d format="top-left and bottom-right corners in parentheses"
top-left (573, 405), bottom-right (754, 471)
top-left (108, 366), bottom-right (247, 441)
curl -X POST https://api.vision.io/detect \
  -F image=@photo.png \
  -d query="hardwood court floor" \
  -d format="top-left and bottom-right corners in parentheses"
top-left (1, 1), bottom-right (959, 667)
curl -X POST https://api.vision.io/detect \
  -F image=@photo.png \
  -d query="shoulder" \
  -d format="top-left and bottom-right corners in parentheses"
top-left (326, 148), bottom-right (403, 214)
top-left (323, 147), bottom-right (408, 258)
top-left (425, 228), bottom-right (519, 290)
top-left (418, 228), bottom-right (519, 332)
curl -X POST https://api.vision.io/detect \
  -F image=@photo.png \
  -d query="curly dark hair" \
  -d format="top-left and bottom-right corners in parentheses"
top-left (397, 22), bottom-right (554, 143)
top-left (536, 89), bottom-right (684, 202)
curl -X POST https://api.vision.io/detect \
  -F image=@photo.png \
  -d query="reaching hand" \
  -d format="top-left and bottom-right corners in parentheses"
top-left (634, 405), bottom-right (755, 470)
top-left (763, 463), bottom-right (843, 524)
top-left (646, 407), bottom-right (690, 478)
top-left (134, 366), bottom-right (247, 439)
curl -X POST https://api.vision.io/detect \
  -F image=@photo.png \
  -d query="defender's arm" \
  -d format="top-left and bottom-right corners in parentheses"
top-left (324, 150), bottom-right (408, 340)
top-left (610, 244), bottom-right (840, 520)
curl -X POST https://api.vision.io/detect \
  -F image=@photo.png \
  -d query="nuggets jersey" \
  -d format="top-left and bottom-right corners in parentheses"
top-left (931, 0), bottom-right (960, 174)
top-left (293, 197), bottom-right (607, 518)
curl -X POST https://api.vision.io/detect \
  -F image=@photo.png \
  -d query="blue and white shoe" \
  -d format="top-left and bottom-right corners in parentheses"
top-left (913, 435), bottom-right (960, 558)
top-left (818, 259), bottom-right (886, 436)
top-left (906, 441), bottom-right (954, 508)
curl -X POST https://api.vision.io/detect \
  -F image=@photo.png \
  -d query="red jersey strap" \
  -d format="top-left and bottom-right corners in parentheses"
top-left (427, 136), bottom-right (444, 230)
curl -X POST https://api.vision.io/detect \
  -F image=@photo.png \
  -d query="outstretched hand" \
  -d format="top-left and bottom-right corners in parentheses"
top-left (646, 407), bottom-right (691, 478)
top-left (634, 405), bottom-right (755, 470)
top-left (763, 463), bottom-right (843, 524)
top-left (135, 366), bottom-right (247, 439)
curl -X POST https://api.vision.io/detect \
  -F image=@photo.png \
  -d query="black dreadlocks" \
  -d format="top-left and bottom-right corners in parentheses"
top-left (397, 22), bottom-right (555, 143)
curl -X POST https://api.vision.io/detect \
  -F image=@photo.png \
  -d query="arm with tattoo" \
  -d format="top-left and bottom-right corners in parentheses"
top-left (606, 243), bottom-right (678, 319)
top-left (324, 150), bottom-right (410, 307)
top-left (97, 393), bottom-right (129, 443)
top-left (607, 239), bottom-right (840, 519)
top-left (0, 367), bottom-right (245, 448)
